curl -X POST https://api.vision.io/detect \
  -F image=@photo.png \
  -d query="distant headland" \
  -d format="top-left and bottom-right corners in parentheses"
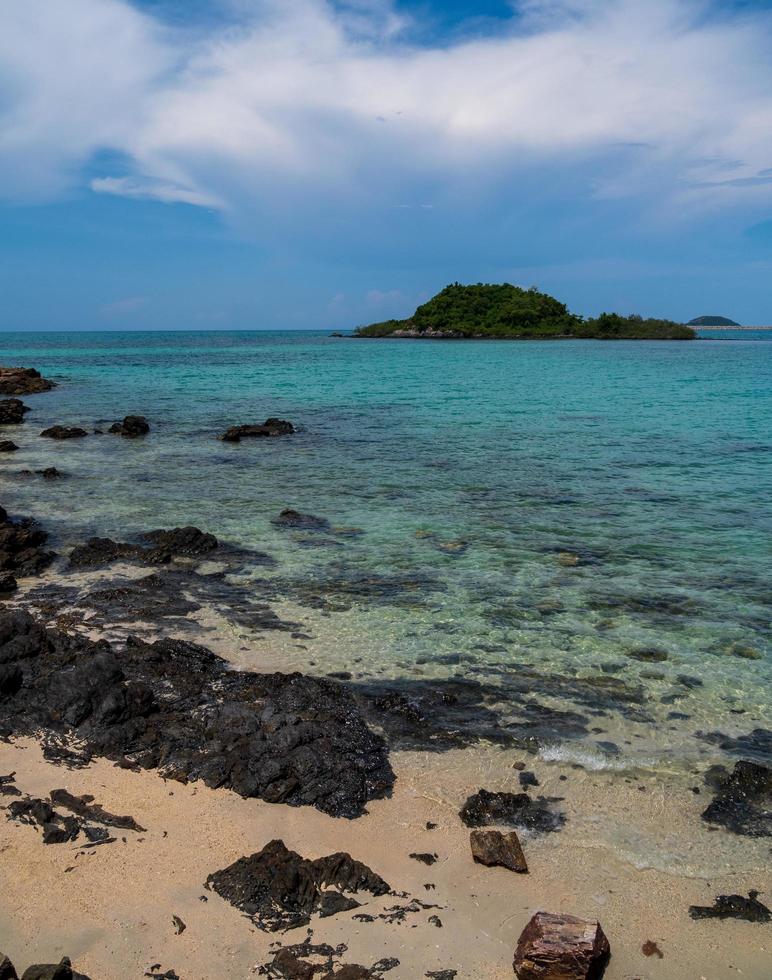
top-left (353, 283), bottom-right (696, 340)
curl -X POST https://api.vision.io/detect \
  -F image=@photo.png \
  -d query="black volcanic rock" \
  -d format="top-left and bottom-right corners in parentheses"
top-left (40, 426), bottom-right (88, 440)
top-left (0, 367), bottom-right (56, 396)
top-left (69, 527), bottom-right (218, 568)
top-left (0, 399), bottom-right (30, 425)
top-left (108, 415), bottom-right (149, 437)
top-left (206, 838), bottom-right (390, 931)
top-left (271, 509), bottom-right (332, 532)
top-left (0, 441), bottom-right (18, 453)
top-left (0, 511), bottom-right (55, 578)
top-left (701, 760), bottom-right (772, 836)
top-left (221, 419), bottom-right (295, 442)
top-left (689, 890), bottom-right (770, 923)
top-left (0, 610), bottom-right (393, 818)
top-left (141, 526), bottom-right (218, 555)
top-left (459, 789), bottom-right (565, 833)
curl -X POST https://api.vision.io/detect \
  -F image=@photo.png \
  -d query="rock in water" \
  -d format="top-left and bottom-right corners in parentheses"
top-left (141, 526), bottom-right (218, 555)
top-left (701, 760), bottom-right (772, 836)
top-left (0, 399), bottom-right (30, 425)
top-left (459, 789), bottom-right (565, 833)
top-left (207, 839), bottom-right (390, 931)
top-left (220, 419), bottom-right (295, 441)
top-left (0, 610), bottom-right (393, 818)
top-left (0, 367), bottom-right (56, 396)
top-left (0, 441), bottom-right (18, 453)
top-left (271, 508), bottom-right (332, 532)
top-left (108, 415), bottom-right (150, 437)
top-left (0, 511), bottom-right (55, 578)
top-left (39, 426), bottom-right (88, 440)
top-left (469, 829), bottom-right (528, 873)
top-left (513, 912), bottom-right (610, 979)
top-left (689, 891), bottom-right (770, 923)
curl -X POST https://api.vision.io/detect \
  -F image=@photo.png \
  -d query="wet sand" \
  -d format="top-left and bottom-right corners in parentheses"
top-left (1, 738), bottom-right (769, 979)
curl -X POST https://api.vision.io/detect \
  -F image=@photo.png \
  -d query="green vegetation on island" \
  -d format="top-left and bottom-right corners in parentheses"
top-left (354, 283), bottom-right (696, 340)
top-left (686, 315), bottom-right (740, 327)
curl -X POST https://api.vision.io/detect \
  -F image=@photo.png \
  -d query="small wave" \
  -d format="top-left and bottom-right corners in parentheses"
top-left (538, 744), bottom-right (630, 771)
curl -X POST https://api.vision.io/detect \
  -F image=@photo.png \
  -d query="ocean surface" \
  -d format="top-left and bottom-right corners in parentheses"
top-left (1, 330), bottom-right (770, 818)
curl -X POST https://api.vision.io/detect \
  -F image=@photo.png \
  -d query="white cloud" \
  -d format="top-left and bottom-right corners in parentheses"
top-left (1, 0), bottom-right (772, 221)
top-left (91, 176), bottom-right (221, 207)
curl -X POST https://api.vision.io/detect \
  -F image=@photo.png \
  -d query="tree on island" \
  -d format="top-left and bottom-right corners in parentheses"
top-left (354, 283), bottom-right (695, 340)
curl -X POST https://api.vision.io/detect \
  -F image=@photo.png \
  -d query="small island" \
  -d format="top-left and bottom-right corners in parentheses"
top-left (687, 315), bottom-right (740, 327)
top-left (354, 283), bottom-right (696, 340)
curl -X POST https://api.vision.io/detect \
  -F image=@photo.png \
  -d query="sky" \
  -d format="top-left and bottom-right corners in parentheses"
top-left (1, 0), bottom-right (772, 331)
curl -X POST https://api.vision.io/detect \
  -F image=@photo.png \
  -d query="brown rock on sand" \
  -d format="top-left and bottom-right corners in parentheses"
top-left (470, 829), bottom-right (528, 873)
top-left (513, 911), bottom-right (610, 979)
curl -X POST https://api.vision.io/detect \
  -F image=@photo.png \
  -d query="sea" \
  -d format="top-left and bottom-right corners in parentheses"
top-left (1, 328), bottom-right (770, 869)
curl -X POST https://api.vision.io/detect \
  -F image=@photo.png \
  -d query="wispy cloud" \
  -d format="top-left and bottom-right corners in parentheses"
top-left (91, 176), bottom-right (221, 208)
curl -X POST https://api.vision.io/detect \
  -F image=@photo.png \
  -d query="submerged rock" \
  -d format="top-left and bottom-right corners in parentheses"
top-left (40, 426), bottom-right (88, 440)
top-left (513, 912), bottom-right (610, 980)
top-left (142, 526), bottom-right (218, 556)
top-left (69, 527), bottom-right (218, 568)
top-left (108, 415), bottom-right (150, 437)
top-left (469, 829), bottom-right (528, 873)
top-left (0, 367), bottom-right (56, 396)
top-left (0, 399), bottom-right (30, 425)
top-left (272, 509), bottom-right (332, 532)
top-left (0, 441), bottom-right (18, 453)
top-left (459, 789), bottom-right (565, 833)
top-left (689, 891), bottom-right (770, 923)
top-left (207, 838), bottom-right (390, 931)
top-left (221, 419), bottom-right (295, 442)
top-left (0, 610), bottom-right (393, 818)
top-left (701, 760), bottom-right (772, 836)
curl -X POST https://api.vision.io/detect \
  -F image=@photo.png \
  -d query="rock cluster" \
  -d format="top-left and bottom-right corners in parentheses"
top-left (108, 415), bottom-right (149, 437)
top-left (0, 610), bottom-right (393, 818)
top-left (0, 399), bottom-right (30, 425)
top-left (0, 367), bottom-right (55, 396)
top-left (207, 839), bottom-right (391, 931)
top-left (459, 789), bottom-right (565, 833)
top-left (221, 419), bottom-right (295, 441)
top-left (513, 912), bottom-right (610, 979)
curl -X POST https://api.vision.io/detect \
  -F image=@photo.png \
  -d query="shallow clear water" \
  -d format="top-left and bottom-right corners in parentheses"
top-left (1, 330), bottom-right (770, 783)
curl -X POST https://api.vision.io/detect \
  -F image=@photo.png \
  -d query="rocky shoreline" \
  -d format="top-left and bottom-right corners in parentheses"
top-left (1, 363), bottom-right (770, 979)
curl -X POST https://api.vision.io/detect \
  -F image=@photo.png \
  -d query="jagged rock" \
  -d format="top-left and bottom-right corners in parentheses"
top-left (20, 957), bottom-right (91, 980)
top-left (0, 511), bottom-right (55, 578)
top-left (689, 891), bottom-right (770, 923)
top-left (0, 953), bottom-right (18, 980)
top-left (0, 399), bottom-right (30, 425)
top-left (221, 419), bottom-right (295, 442)
top-left (0, 441), bottom-right (18, 453)
top-left (142, 527), bottom-right (218, 556)
top-left (459, 789), bottom-right (565, 833)
top-left (513, 912), bottom-right (610, 979)
top-left (108, 415), bottom-right (150, 437)
top-left (69, 526), bottom-right (219, 568)
top-left (40, 426), bottom-right (88, 440)
top-left (701, 760), bottom-right (772, 836)
top-left (207, 839), bottom-right (390, 931)
top-left (272, 509), bottom-right (331, 532)
top-left (0, 610), bottom-right (393, 818)
top-left (469, 829), bottom-right (528, 873)
top-left (0, 367), bottom-right (55, 396)
top-left (0, 573), bottom-right (17, 593)
top-left (50, 788), bottom-right (145, 831)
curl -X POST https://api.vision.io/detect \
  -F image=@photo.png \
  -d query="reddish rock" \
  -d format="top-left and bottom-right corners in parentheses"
top-left (470, 829), bottom-right (528, 873)
top-left (513, 912), bottom-right (610, 979)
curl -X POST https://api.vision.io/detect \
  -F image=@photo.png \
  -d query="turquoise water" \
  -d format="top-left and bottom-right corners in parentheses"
top-left (1, 330), bottom-right (770, 778)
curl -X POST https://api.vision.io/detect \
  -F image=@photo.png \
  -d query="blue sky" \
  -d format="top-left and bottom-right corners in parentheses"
top-left (2, 0), bottom-right (772, 330)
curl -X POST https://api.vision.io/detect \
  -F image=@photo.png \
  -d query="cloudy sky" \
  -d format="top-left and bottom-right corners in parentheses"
top-left (2, 0), bottom-right (772, 330)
